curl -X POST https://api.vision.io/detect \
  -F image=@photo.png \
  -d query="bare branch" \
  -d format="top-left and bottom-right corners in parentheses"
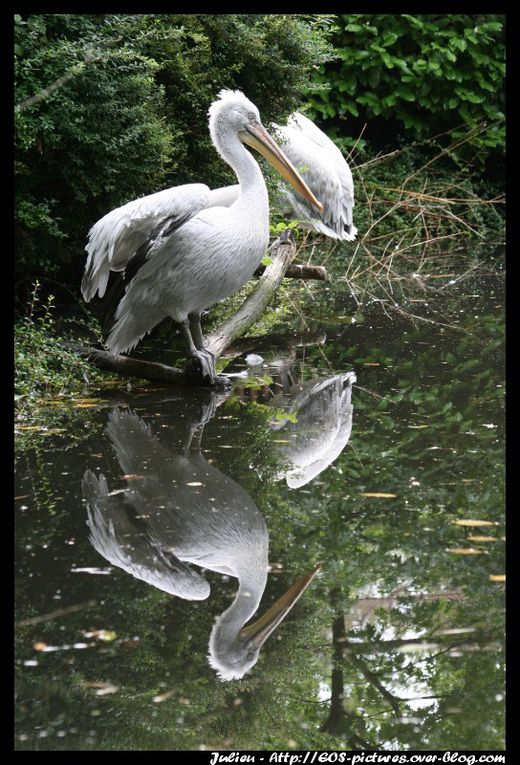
top-left (16, 48), bottom-right (103, 112)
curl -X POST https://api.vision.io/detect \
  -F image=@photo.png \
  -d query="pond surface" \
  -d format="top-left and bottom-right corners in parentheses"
top-left (15, 260), bottom-right (505, 750)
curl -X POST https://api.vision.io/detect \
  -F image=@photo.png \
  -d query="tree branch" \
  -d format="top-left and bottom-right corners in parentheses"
top-left (61, 343), bottom-right (190, 386)
top-left (342, 635), bottom-right (402, 716)
top-left (16, 49), bottom-right (103, 112)
top-left (254, 262), bottom-right (327, 281)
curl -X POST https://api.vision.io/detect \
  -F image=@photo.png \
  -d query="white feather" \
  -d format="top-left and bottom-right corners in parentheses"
top-left (82, 184), bottom-right (211, 301)
top-left (274, 112), bottom-right (357, 241)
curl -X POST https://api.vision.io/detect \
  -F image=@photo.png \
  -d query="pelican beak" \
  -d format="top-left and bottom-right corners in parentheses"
top-left (240, 121), bottom-right (323, 213)
top-left (238, 563), bottom-right (321, 649)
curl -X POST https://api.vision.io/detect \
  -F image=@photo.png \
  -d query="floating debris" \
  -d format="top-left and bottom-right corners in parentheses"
top-left (360, 492), bottom-right (398, 499)
top-left (152, 689), bottom-right (175, 703)
top-left (81, 680), bottom-right (119, 696)
top-left (83, 630), bottom-right (117, 642)
top-left (245, 354), bottom-right (264, 365)
top-left (446, 547), bottom-right (486, 555)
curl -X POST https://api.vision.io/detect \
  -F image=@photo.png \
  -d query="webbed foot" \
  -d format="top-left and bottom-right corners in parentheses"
top-left (184, 348), bottom-right (221, 387)
top-left (187, 348), bottom-right (217, 381)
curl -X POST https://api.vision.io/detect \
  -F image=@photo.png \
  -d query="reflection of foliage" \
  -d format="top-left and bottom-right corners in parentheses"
top-left (267, 277), bottom-right (505, 748)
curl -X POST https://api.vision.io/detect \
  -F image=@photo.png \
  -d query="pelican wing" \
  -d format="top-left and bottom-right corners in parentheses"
top-left (105, 408), bottom-right (173, 478)
top-left (83, 469), bottom-right (210, 600)
top-left (206, 184), bottom-right (240, 207)
top-left (82, 183), bottom-right (212, 301)
top-left (272, 372), bottom-right (356, 488)
top-left (274, 113), bottom-right (356, 241)
top-left (288, 113), bottom-right (355, 213)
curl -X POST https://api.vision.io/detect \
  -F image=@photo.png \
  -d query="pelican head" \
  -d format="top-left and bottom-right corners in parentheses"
top-left (209, 89), bottom-right (322, 213)
top-left (208, 563), bottom-right (321, 681)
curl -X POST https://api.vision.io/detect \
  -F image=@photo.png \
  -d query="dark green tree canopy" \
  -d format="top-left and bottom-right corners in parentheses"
top-left (308, 14), bottom-right (505, 155)
top-left (15, 13), bottom-right (332, 291)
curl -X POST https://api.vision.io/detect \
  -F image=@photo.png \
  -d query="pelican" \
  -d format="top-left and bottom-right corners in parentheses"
top-left (82, 403), bottom-right (320, 680)
top-left (190, 112), bottom-right (357, 242)
top-left (81, 90), bottom-right (322, 383)
top-left (269, 370), bottom-right (357, 488)
top-left (273, 112), bottom-right (357, 241)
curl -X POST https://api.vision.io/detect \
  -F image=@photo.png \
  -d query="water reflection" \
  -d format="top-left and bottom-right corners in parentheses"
top-left (268, 368), bottom-right (356, 488)
top-left (82, 399), bottom-right (319, 680)
top-left (15, 269), bottom-right (505, 749)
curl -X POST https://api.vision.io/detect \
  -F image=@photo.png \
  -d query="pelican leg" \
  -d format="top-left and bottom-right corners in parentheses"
top-left (181, 319), bottom-right (217, 384)
top-left (188, 312), bottom-right (205, 350)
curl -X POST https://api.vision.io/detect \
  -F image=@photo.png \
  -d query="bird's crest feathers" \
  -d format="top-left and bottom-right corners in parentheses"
top-left (208, 89), bottom-right (257, 122)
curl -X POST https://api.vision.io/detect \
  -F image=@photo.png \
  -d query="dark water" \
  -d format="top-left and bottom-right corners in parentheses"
top-left (15, 266), bottom-right (505, 750)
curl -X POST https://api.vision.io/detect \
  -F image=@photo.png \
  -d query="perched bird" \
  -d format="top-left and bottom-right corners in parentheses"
top-left (272, 112), bottom-right (357, 241)
top-left (81, 90), bottom-right (321, 383)
top-left (269, 371), bottom-right (357, 488)
top-left (82, 405), bottom-right (320, 680)
top-left (189, 112), bottom-right (358, 242)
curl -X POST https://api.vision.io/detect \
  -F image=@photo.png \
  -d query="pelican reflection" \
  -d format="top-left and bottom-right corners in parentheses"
top-left (269, 370), bottom-right (356, 488)
top-left (82, 401), bottom-right (319, 680)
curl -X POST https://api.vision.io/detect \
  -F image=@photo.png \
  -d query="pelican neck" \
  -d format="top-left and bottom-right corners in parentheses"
top-left (216, 129), bottom-right (268, 204)
top-left (221, 564), bottom-right (269, 627)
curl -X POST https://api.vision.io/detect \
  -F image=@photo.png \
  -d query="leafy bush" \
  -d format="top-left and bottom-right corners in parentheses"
top-left (307, 14), bottom-right (505, 157)
top-left (15, 281), bottom-right (105, 414)
top-left (14, 14), bottom-right (332, 295)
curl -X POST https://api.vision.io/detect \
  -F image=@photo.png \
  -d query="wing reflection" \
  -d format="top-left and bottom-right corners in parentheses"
top-left (269, 371), bottom-right (356, 488)
top-left (82, 401), bottom-right (318, 680)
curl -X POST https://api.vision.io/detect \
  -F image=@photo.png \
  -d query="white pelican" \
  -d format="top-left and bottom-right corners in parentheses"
top-left (273, 112), bottom-right (357, 241)
top-left (81, 90), bottom-right (321, 383)
top-left (269, 371), bottom-right (357, 488)
top-left (82, 405), bottom-right (320, 680)
top-left (192, 112), bottom-right (357, 242)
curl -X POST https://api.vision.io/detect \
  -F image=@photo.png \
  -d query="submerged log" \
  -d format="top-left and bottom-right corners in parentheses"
top-left (65, 232), bottom-right (310, 387)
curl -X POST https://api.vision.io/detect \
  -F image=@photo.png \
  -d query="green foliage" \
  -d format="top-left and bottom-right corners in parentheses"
top-left (15, 281), bottom-right (105, 415)
top-left (269, 219), bottom-right (301, 236)
top-left (14, 14), bottom-right (332, 292)
top-left (308, 14), bottom-right (505, 157)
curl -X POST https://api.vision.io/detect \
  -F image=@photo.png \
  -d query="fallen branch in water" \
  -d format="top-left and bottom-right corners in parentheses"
top-left (254, 262), bottom-right (327, 281)
top-left (61, 342), bottom-right (191, 386)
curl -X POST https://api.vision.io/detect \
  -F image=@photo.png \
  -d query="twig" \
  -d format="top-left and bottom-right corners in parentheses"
top-left (16, 600), bottom-right (97, 628)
